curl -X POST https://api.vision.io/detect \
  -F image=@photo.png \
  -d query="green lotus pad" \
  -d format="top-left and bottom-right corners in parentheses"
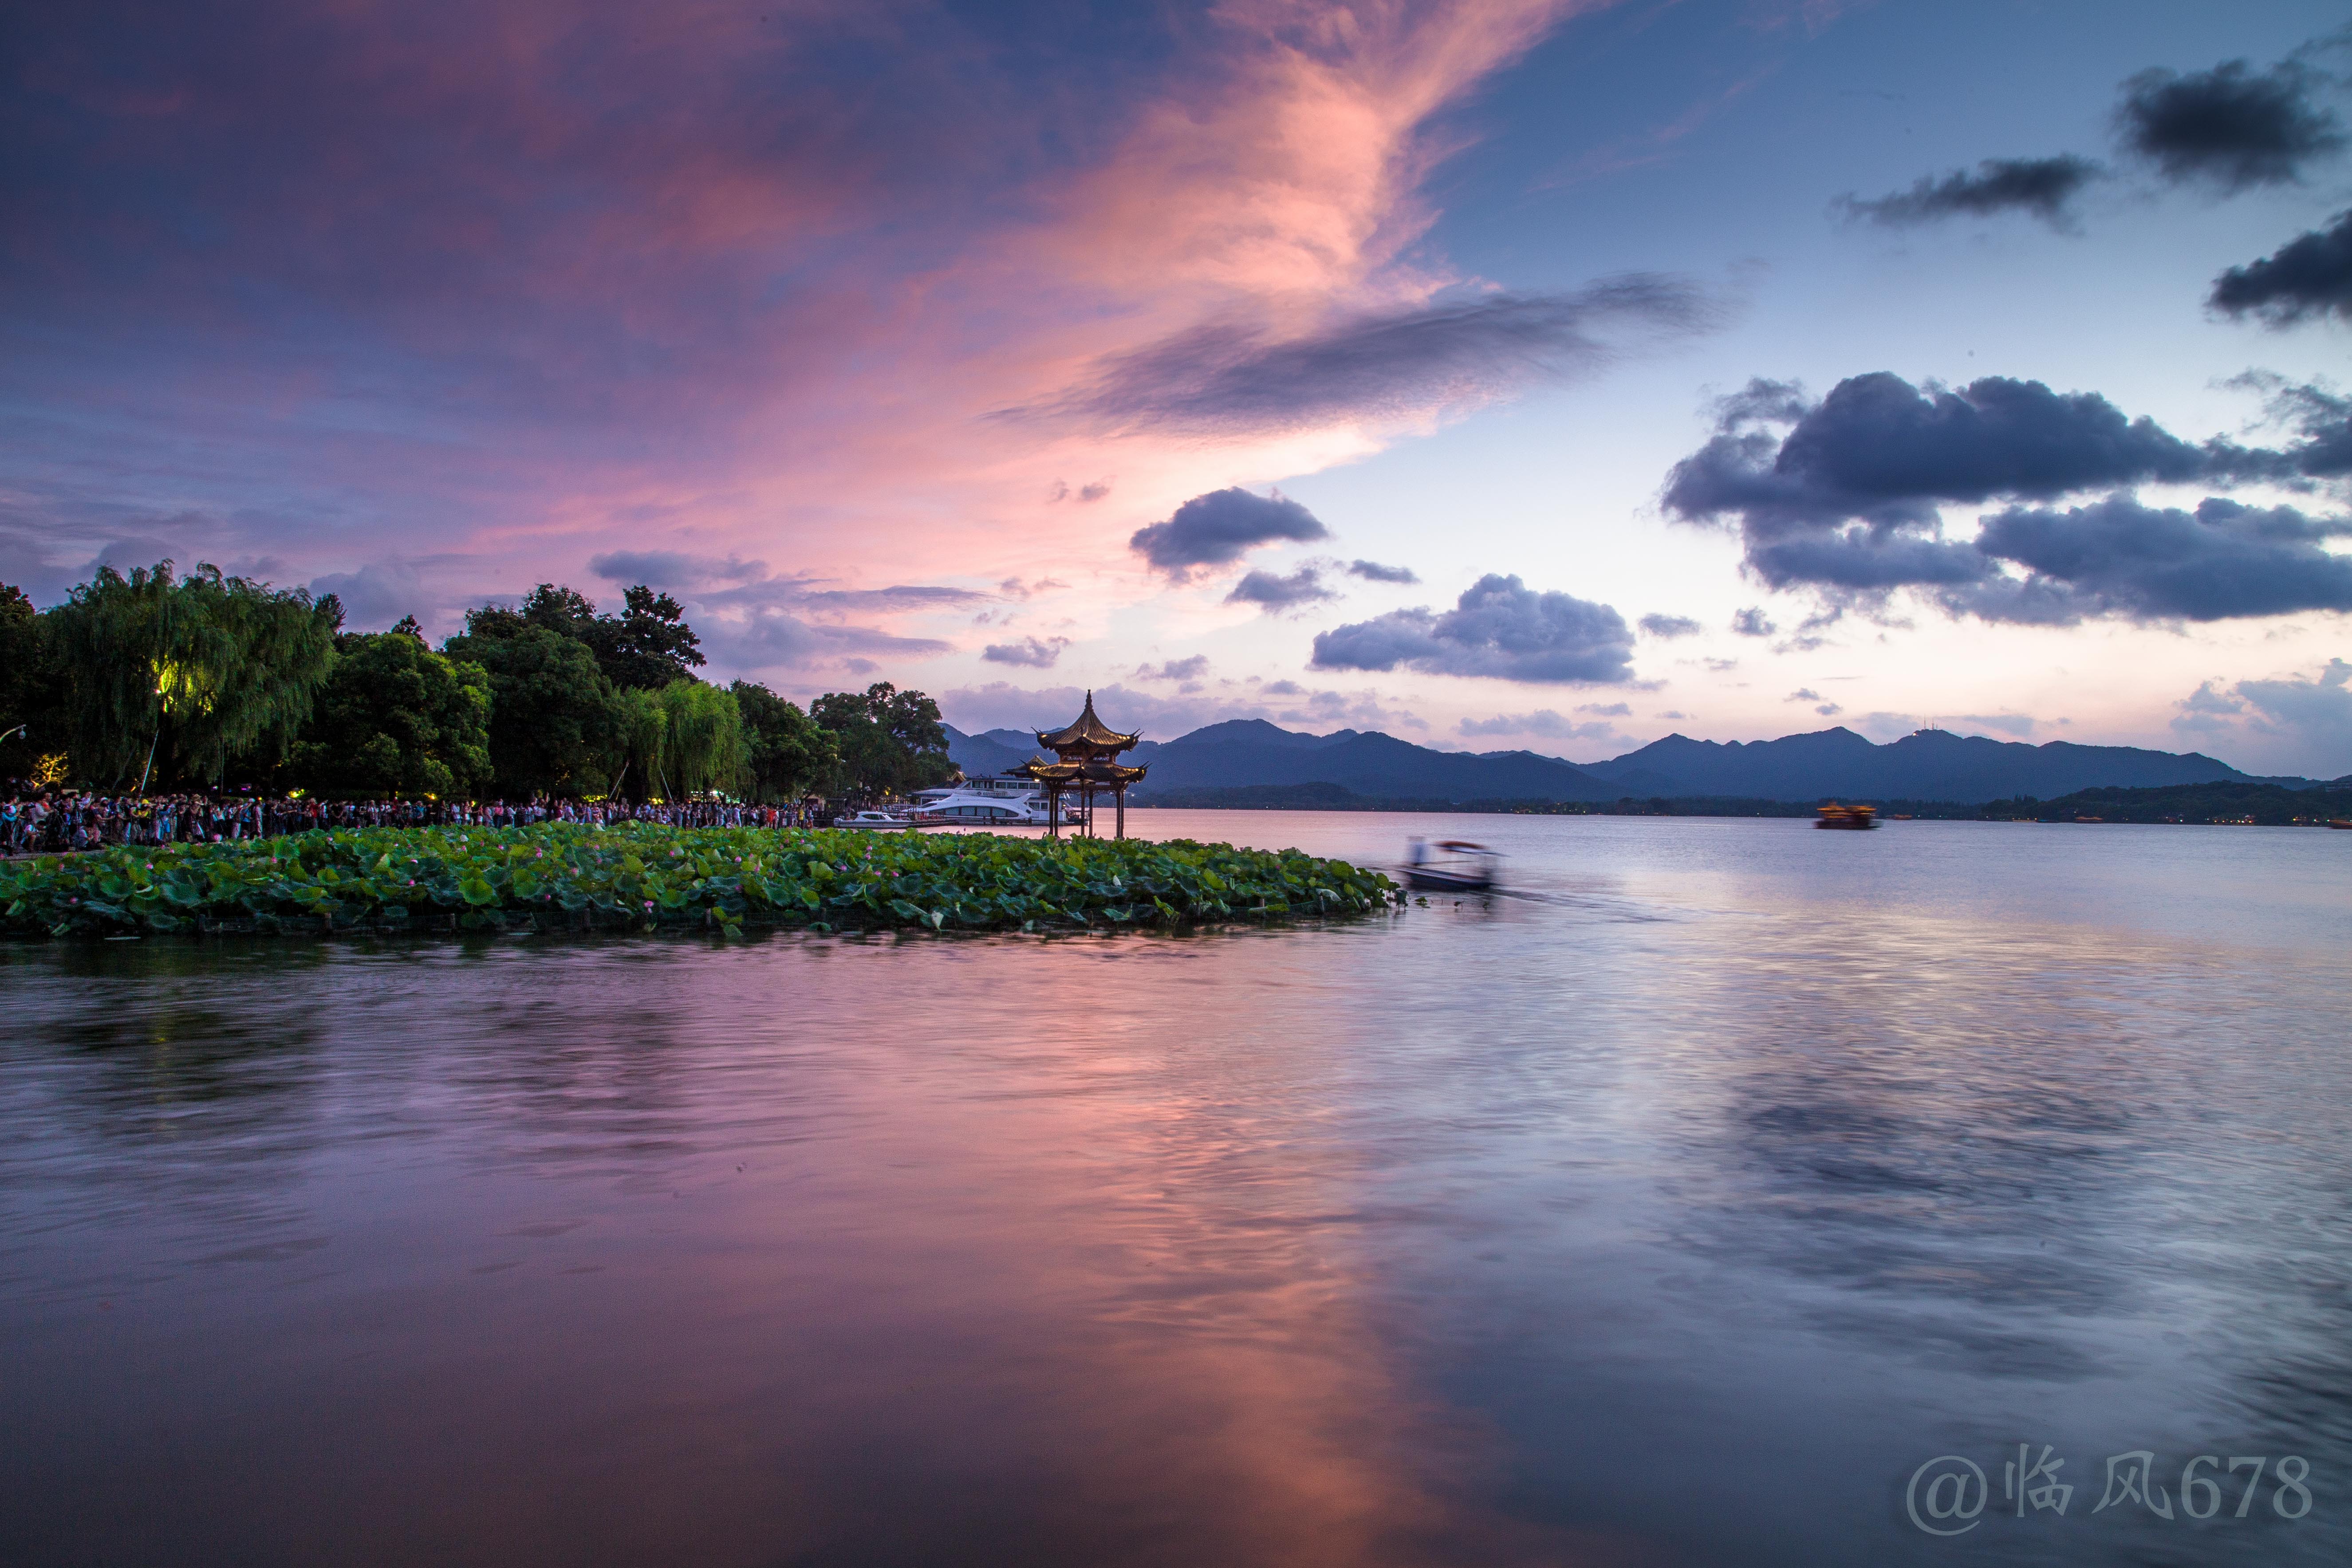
top-left (1, 823), bottom-right (1403, 938)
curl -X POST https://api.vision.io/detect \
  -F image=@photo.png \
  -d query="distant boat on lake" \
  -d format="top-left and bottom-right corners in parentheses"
top-left (1813, 802), bottom-right (1878, 830)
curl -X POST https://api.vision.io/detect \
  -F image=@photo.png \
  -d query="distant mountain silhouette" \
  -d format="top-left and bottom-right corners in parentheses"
top-left (1576, 727), bottom-right (2273, 801)
top-left (947, 718), bottom-right (2303, 805)
top-left (1127, 727), bottom-right (1622, 801)
top-left (942, 726), bottom-right (1036, 777)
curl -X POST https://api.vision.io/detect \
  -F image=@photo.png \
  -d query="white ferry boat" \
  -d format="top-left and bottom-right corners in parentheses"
top-left (910, 775), bottom-right (1084, 829)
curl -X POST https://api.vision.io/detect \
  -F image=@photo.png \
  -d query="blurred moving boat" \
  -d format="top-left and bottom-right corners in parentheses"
top-left (835, 809), bottom-right (915, 829)
top-left (1814, 802), bottom-right (1879, 830)
top-left (1403, 838), bottom-right (1499, 892)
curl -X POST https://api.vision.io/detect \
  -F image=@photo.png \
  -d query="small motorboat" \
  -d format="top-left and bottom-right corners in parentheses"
top-left (1814, 802), bottom-right (1878, 830)
top-left (1403, 838), bottom-right (1499, 892)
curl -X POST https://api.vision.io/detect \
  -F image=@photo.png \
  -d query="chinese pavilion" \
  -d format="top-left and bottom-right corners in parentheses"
top-left (1020, 692), bottom-right (1147, 839)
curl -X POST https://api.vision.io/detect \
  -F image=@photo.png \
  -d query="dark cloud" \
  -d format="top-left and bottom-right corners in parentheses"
top-left (308, 561), bottom-right (427, 632)
top-left (981, 635), bottom-right (1069, 668)
top-left (1033, 278), bottom-right (1721, 437)
top-left (694, 609), bottom-right (950, 673)
top-left (2173, 660), bottom-right (2352, 769)
top-left (1949, 495), bottom-right (2352, 624)
top-left (1347, 559), bottom-right (1419, 583)
top-left (1787, 688), bottom-right (1822, 701)
top-left (1666, 373), bottom-right (2269, 540)
top-left (1311, 573), bottom-right (1636, 684)
top-left (1130, 488), bottom-right (1329, 577)
top-left (795, 585), bottom-right (989, 611)
top-left (587, 551), bottom-right (986, 613)
top-left (2210, 210), bottom-right (2352, 326)
top-left (1225, 565), bottom-right (1336, 611)
top-left (1661, 372), bottom-right (2325, 610)
top-left (2253, 378), bottom-right (2352, 477)
top-left (575, 554), bottom-right (973, 673)
top-left (1638, 613), bottom-right (1702, 638)
top-left (998, 577), bottom-right (1070, 600)
top-left (2117, 59), bottom-right (2346, 191)
top-left (1457, 709), bottom-right (1620, 742)
top-left (588, 550), bottom-right (772, 590)
top-left (1730, 607), bottom-right (1777, 637)
top-left (1135, 655), bottom-right (1209, 682)
top-left (1836, 156), bottom-right (2103, 229)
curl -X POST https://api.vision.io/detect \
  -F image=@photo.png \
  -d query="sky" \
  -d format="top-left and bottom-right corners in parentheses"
top-left (6, 0), bottom-right (2352, 775)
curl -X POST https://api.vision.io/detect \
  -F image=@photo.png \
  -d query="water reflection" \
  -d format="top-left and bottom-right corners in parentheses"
top-left (3, 817), bottom-right (2348, 1566)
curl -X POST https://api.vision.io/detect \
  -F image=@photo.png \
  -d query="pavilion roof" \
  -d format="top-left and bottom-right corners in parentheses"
top-left (1018, 758), bottom-right (1148, 785)
top-left (1034, 691), bottom-right (1140, 756)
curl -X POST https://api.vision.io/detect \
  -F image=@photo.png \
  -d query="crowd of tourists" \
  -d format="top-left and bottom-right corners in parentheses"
top-left (0, 790), bottom-right (827, 856)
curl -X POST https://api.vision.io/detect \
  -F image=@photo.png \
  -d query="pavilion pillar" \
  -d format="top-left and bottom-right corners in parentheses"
top-left (1115, 785), bottom-right (1125, 839)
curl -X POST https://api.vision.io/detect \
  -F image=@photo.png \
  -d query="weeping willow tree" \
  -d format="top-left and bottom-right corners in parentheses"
top-left (611, 681), bottom-right (749, 800)
top-left (614, 686), bottom-right (671, 800)
top-left (47, 561), bottom-right (342, 788)
top-left (662, 681), bottom-right (749, 796)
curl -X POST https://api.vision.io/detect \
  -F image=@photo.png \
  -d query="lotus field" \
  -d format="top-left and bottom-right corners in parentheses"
top-left (0, 823), bottom-right (1403, 938)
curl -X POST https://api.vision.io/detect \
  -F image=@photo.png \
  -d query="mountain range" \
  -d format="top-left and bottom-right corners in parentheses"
top-left (942, 720), bottom-right (2326, 806)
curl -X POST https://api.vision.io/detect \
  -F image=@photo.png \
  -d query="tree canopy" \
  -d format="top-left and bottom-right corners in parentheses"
top-left (730, 681), bottom-right (837, 802)
top-left (43, 561), bottom-right (341, 787)
top-left (811, 681), bottom-right (955, 800)
top-left (611, 680), bottom-right (751, 799)
top-left (11, 567), bottom-right (965, 806)
top-left (461, 582), bottom-right (705, 691)
top-left (439, 626), bottom-right (624, 798)
top-left (0, 583), bottom-right (63, 780)
top-left (287, 632), bottom-right (493, 798)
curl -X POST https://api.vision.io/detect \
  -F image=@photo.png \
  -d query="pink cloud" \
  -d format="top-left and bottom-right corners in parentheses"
top-left (5, 0), bottom-right (1635, 666)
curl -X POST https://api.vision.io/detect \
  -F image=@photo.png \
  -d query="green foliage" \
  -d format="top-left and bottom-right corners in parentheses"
top-left (731, 681), bottom-right (837, 802)
top-left (459, 582), bottom-right (704, 691)
top-left (0, 583), bottom-right (68, 781)
top-left (0, 823), bottom-right (1403, 938)
top-left (286, 633), bottom-right (493, 798)
top-left (43, 561), bottom-right (340, 787)
top-left (812, 682), bottom-right (955, 799)
top-left (439, 626), bottom-right (624, 798)
top-left (611, 680), bottom-right (750, 798)
top-left (613, 686), bottom-right (670, 799)
top-left (658, 680), bottom-right (748, 795)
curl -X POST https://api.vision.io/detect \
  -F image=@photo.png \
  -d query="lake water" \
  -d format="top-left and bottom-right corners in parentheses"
top-left (4, 812), bottom-right (2349, 1566)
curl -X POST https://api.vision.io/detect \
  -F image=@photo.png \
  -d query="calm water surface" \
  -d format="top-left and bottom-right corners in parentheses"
top-left (4, 813), bottom-right (2349, 1566)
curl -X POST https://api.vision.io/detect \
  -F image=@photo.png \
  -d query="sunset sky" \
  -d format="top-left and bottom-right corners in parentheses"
top-left (7, 0), bottom-right (2351, 774)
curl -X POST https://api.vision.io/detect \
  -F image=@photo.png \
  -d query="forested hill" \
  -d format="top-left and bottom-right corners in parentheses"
top-left (1574, 726), bottom-right (2288, 802)
top-left (945, 717), bottom-right (2318, 806)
